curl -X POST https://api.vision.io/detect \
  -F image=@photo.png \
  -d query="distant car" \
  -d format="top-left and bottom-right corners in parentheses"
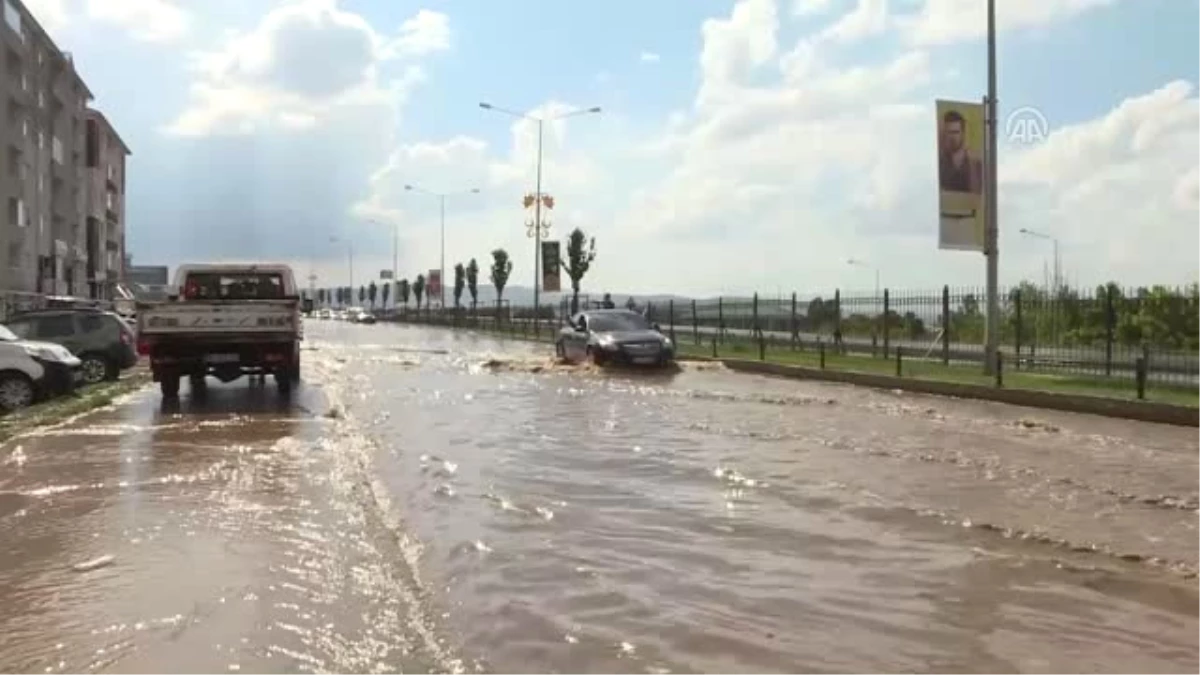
top-left (355, 310), bottom-right (376, 325)
top-left (556, 309), bottom-right (675, 366)
top-left (6, 308), bottom-right (138, 385)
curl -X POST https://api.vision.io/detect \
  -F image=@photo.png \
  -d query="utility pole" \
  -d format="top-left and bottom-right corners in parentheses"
top-left (983, 0), bottom-right (1000, 375)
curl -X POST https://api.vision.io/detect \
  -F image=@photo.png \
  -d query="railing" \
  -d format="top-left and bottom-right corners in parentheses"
top-left (317, 282), bottom-right (1200, 388)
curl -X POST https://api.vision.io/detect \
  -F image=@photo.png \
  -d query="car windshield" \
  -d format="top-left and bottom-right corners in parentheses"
top-left (0, 325), bottom-right (18, 342)
top-left (588, 312), bottom-right (651, 332)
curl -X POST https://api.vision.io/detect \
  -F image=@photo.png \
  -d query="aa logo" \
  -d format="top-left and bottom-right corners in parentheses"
top-left (1005, 106), bottom-right (1049, 145)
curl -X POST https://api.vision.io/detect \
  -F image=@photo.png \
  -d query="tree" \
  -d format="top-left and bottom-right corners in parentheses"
top-left (398, 278), bottom-right (410, 308)
top-left (358, 286), bottom-right (366, 305)
top-left (490, 248), bottom-right (513, 310)
top-left (466, 258), bottom-right (480, 310)
top-left (368, 281), bottom-right (378, 309)
top-left (413, 274), bottom-right (426, 310)
top-left (625, 296), bottom-right (637, 311)
top-left (562, 227), bottom-right (596, 315)
top-left (453, 262), bottom-right (466, 309)
top-left (335, 287), bottom-right (343, 306)
top-left (381, 281), bottom-right (391, 308)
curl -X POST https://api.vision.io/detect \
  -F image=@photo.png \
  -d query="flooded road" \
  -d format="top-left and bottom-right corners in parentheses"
top-left (0, 320), bottom-right (1196, 673)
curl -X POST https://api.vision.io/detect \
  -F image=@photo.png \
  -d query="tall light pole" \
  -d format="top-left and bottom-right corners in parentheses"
top-left (1019, 227), bottom-right (1060, 292)
top-left (846, 258), bottom-right (880, 302)
top-left (983, 0), bottom-right (1000, 374)
top-left (478, 101), bottom-right (601, 337)
top-left (404, 185), bottom-right (480, 308)
top-left (329, 235), bottom-right (353, 293)
top-left (370, 218), bottom-right (400, 284)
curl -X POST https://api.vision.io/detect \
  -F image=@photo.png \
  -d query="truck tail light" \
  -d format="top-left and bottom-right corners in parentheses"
top-left (137, 337), bottom-right (151, 356)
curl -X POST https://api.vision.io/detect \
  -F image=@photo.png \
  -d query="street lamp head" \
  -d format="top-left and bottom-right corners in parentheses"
top-left (404, 184), bottom-right (415, 191)
top-left (469, 188), bottom-right (481, 194)
top-left (588, 106), bottom-right (602, 113)
top-left (1019, 228), bottom-right (1030, 234)
top-left (478, 102), bottom-right (493, 110)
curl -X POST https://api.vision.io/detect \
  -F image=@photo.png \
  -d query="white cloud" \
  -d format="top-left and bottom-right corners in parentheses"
top-left (342, 0), bottom-right (1196, 296)
top-left (20, 0), bottom-right (69, 33)
top-left (793, 0), bottom-right (837, 16)
top-left (84, 0), bottom-right (189, 43)
top-left (900, 0), bottom-right (1117, 45)
top-left (163, 0), bottom-right (447, 136)
top-left (639, 51), bottom-right (661, 63)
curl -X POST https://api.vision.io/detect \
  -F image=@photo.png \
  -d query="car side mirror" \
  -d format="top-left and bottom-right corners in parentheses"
top-left (652, 323), bottom-right (661, 332)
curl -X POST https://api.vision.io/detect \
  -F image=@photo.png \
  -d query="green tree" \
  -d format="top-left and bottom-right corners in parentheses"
top-left (368, 281), bottom-right (378, 309)
top-left (381, 281), bottom-right (391, 308)
top-left (358, 286), bottom-right (366, 305)
top-left (562, 227), bottom-right (596, 315)
top-left (453, 262), bottom-right (466, 309)
top-left (398, 278), bottom-right (410, 308)
top-left (490, 248), bottom-right (513, 309)
top-left (806, 296), bottom-right (839, 332)
top-left (466, 258), bottom-right (480, 310)
top-left (413, 274), bottom-right (426, 310)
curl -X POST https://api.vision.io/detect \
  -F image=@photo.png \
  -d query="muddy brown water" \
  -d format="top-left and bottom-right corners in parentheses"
top-left (0, 321), bottom-right (1196, 673)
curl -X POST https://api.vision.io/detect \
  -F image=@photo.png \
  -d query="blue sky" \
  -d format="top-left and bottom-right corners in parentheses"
top-left (27, 0), bottom-right (1200, 296)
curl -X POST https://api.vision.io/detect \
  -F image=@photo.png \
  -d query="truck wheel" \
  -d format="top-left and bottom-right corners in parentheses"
top-left (275, 371), bottom-right (293, 394)
top-left (160, 375), bottom-right (180, 399)
top-left (189, 373), bottom-right (207, 394)
top-left (290, 357), bottom-right (301, 383)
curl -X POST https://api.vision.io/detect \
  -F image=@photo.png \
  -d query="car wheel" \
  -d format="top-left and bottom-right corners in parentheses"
top-left (189, 373), bottom-right (207, 393)
top-left (79, 354), bottom-right (109, 385)
top-left (586, 346), bottom-right (606, 366)
top-left (555, 340), bottom-right (565, 360)
top-left (0, 372), bottom-right (35, 412)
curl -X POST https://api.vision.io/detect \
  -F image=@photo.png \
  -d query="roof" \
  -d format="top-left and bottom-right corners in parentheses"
top-left (86, 108), bottom-right (131, 156)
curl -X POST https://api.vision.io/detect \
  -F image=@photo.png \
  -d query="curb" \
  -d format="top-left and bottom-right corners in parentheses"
top-left (695, 357), bottom-right (1198, 427)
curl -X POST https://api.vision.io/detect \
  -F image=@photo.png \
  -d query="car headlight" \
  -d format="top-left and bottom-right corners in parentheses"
top-left (22, 345), bottom-right (57, 361)
top-left (597, 335), bottom-right (619, 350)
top-left (661, 336), bottom-right (673, 348)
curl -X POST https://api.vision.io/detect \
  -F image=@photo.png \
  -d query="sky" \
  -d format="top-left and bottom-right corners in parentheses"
top-left (21, 0), bottom-right (1200, 298)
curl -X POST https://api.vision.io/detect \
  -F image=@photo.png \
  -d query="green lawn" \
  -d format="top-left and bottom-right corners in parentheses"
top-left (402, 318), bottom-right (1199, 408)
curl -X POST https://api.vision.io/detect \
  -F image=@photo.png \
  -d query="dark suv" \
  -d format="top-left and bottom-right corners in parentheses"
top-left (6, 309), bottom-right (139, 385)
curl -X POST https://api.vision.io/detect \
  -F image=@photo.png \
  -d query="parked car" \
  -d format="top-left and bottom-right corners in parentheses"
top-left (0, 324), bottom-right (82, 412)
top-left (354, 310), bottom-right (376, 324)
top-left (556, 309), bottom-right (675, 367)
top-left (6, 308), bottom-right (139, 385)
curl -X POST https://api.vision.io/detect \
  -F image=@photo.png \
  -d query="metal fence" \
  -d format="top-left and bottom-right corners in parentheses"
top-left (330, 282), bottom-right (1199, 387)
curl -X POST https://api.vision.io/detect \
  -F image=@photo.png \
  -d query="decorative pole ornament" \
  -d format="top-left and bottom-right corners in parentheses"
top-left (523, 192), bottom-right (554, 239)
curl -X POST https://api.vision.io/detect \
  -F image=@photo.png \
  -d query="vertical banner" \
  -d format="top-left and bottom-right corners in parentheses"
top-left (936, 99), bottom-right (986, 252)
top-left (541, 240), bottom-right (561, 293)
top-left (427, 269), bottom-right (442, 299)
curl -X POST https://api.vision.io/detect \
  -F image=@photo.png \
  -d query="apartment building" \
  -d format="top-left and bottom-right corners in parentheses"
top-left (2, 0), bottom-right (127, 299)
top-left (84, 108), bottom-right (129, 298)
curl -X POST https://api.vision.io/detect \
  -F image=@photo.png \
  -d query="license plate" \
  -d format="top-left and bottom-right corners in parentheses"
top-left (632, 356), bottom-right (658, 365)
top-left (205, 353), bottom-right (240, 364)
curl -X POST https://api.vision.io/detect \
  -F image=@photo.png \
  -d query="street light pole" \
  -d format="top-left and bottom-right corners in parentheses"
top-left (533, 117), bottom-right (544, 328)
top-left (405, 185), bottom-right (479, 309)
top-left (983, 0), bottom-right (1000, 374)
top-left (478, 101), bottom-right (601, 339)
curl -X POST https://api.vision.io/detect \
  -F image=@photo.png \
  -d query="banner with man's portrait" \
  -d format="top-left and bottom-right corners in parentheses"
top-left (936, 99), bottom-right (986, 252)
top-left (541, 240), bottom-right (561, 293)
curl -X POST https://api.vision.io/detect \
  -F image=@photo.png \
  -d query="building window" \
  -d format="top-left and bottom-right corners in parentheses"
top-left (51, 136), bottom-right (62, 164)
top-left (105, 191), bottom-right (115, 210)
top-left (37, 90), bottom-right (43, 108)
top-left (3, 1), bottom-right (21, 41)
top-left (7, 197), bottom-right (23, 227)
top-left (37, 130), bottom-right (43, 149)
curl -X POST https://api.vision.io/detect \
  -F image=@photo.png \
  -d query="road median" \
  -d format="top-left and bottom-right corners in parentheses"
top-left (682, 356), bottom-right (1198, 427)
top-left (0, 370), bottom-right (151, 442)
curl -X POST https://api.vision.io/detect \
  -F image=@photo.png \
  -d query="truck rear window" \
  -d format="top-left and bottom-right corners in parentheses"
top-left (182, 273), bottom-right (286, 300)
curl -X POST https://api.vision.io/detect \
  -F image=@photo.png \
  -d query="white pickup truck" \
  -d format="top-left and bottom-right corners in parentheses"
top-left (136, 263), bottom-right (310, 398)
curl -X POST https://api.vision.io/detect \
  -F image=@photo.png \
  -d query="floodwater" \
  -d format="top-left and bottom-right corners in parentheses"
top-left (0, 321), bottom-right (1196, 674)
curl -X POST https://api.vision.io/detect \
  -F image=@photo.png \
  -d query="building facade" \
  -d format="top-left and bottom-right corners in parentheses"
top-left (84, 108), bottom-right (129, 299)
top-left (2, 0), bottom-right (128, 300)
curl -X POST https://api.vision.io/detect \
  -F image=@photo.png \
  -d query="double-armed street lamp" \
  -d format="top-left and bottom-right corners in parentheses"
top-left (478, 101), bottom-right (601, 337)
top-left (403, 184), bottom-right (480, 309)
top-left (1018, 227), bottom-right (1061, 292)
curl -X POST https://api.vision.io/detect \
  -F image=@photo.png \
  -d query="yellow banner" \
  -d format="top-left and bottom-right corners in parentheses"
top-left (936, 99), bottom-right (986, 252)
